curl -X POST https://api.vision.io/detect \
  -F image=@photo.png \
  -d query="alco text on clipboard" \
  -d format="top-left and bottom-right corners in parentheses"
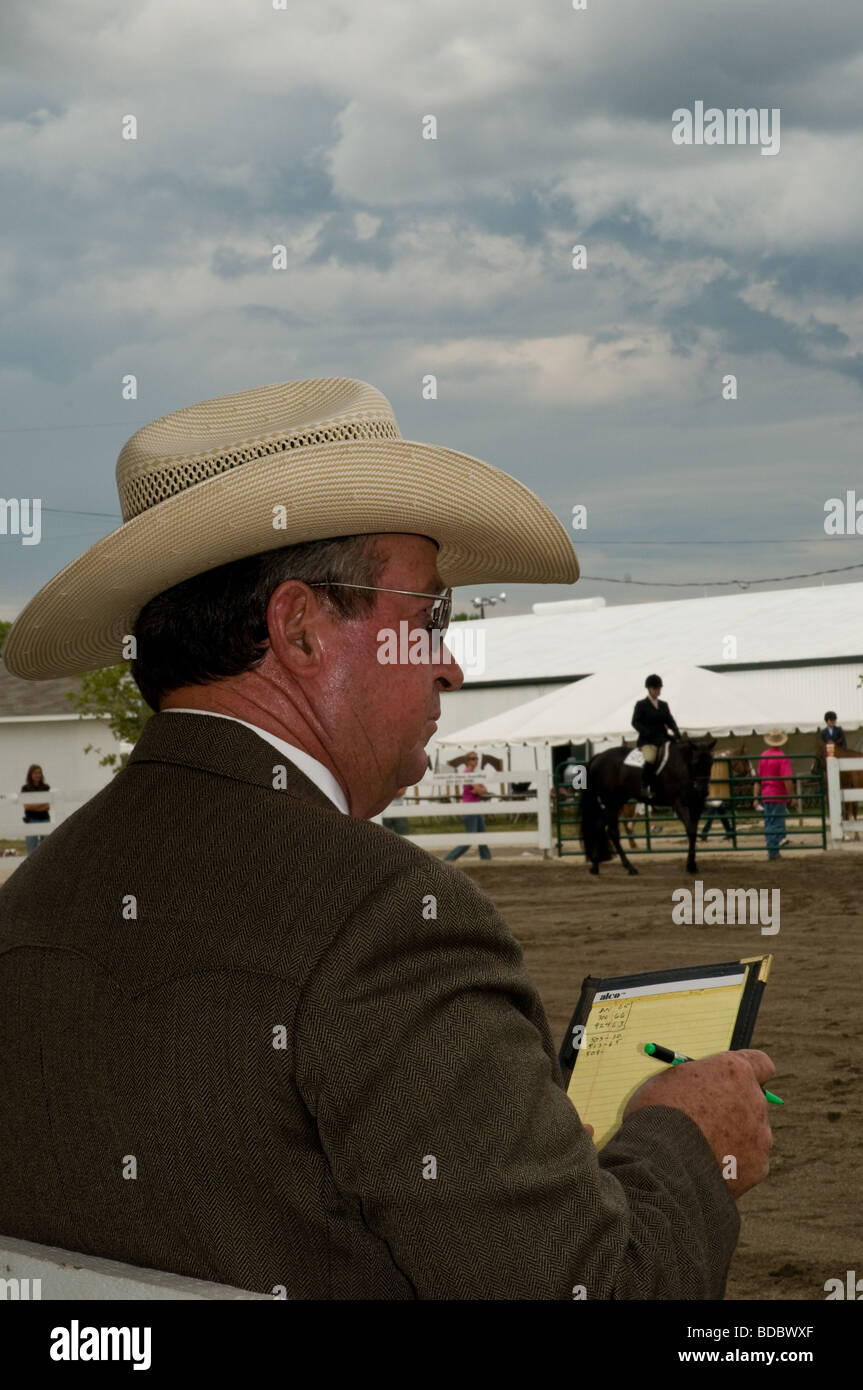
top-left (559, 956), bottom-right (773, 1149)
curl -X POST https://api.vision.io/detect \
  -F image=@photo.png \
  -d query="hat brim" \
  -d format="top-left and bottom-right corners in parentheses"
top-left (4, 439), bottom-right (578, 679)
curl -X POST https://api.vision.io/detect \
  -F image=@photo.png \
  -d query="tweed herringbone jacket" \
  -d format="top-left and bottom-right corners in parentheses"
top-left (0, 713), bottom-right (739, 1298)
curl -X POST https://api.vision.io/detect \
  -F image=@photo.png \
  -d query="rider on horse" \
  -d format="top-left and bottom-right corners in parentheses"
top-left (632, 674), bottom-right (681, 800)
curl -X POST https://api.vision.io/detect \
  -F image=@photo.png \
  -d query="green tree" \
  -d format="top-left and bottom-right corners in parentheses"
top-left (2, 621), bottom-right (149, 773)
top-left (64, 665), bottom-right (152, 774)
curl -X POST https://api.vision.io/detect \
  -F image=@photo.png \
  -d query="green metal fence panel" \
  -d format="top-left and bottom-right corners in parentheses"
top-left (554, 754), bottom-right (826, 856)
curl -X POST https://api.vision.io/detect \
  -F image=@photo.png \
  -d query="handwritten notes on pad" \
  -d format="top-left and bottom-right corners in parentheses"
top-left (563, 965), bottom-right (762, 1150)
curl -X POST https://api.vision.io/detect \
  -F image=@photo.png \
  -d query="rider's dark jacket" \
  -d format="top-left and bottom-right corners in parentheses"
top-left (819, 724), bottom-right (846, 748)
top-left (632, 697), bottom-right (681, 747)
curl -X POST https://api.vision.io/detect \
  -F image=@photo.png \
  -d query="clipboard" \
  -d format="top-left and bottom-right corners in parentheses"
top-left (559, 955), bottom-right (772, 1149)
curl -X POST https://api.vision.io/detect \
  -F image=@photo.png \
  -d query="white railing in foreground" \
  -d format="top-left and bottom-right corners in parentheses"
top-left (1, 778), bottom-right (557, 852)
top-left (826, 757), bottom-right (863, 841)
top-left (0, 1234), bottom-right (267, 1300)
top-left (374, 770), bottom-right (553, 852)
top-left (0, 791), bottom-right (101, 842)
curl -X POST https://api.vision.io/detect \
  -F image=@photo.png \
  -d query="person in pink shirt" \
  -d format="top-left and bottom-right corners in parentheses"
top-left (445, 751), bottom-right (492, 862)
top-left (754, 730), bottom-right (793, 861)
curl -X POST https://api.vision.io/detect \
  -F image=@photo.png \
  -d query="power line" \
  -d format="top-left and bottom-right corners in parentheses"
top-left (0, 421), bottom-right (148, 434)
top-left (41, 507), bottom-right (122, 519)
top-left (33, 508), bottom-right (863, 543)
top-left (581, 560), bottom-right (863, 588)
top-left (31, 507), bottom-right (863, 541)
top-left (579, 538), bottom-right (842, 546)
top-left (8, 507), bottom-right (863, 588)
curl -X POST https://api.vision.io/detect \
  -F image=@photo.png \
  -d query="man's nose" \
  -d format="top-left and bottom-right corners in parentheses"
top-left (435, 648), bottom-right (465, 691)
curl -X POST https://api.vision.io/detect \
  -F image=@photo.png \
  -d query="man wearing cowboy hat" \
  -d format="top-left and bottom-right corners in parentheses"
top-left (0, 379), bottom-right (775, 1299)
top-left (754, 730), bottom-right (793, 861)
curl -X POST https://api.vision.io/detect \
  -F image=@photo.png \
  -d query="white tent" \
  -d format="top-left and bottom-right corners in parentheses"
top-left (439, 663), bottom-right (787, 748)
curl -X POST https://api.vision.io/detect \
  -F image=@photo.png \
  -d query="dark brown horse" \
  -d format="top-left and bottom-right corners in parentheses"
top-left (582, 738), bottom-right (715, 876)
top-left (617, 745), bottom-right (751, 850)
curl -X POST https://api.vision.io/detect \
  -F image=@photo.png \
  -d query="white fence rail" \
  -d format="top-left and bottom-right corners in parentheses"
top-left (826, 757), bottom-right (863, 841)
top-left (375, 770), bottom-right (553, 852)
top-left (0, 1234), bottom-right (266, 1300)
top-left (0, 791), bottom-right (100, 842)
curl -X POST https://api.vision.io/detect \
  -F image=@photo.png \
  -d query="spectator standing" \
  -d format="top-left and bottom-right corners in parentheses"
top-left (445, 751), bottom-right (492, 861)
top-left (21, 764), bottom-right (51, 855)
top-left (700, 751), bottom-right (735, 842)
top-left (754, 732), bottom-right (792, 861)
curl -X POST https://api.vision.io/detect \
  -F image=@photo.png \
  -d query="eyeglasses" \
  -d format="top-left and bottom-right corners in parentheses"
top-left (307, 583), bottom-right (453, 632)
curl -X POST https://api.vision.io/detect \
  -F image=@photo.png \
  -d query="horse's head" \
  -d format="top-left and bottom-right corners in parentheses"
top-left (677, 736), bottom-right (715, 794)
top-left (717, 743), bottom-right (750, 777)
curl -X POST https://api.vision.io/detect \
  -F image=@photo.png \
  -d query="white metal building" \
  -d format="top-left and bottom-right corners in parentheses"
top-left (435, 582), bottom-right (863, 752)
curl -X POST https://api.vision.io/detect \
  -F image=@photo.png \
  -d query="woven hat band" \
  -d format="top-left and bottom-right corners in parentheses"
top-left (119, 415), bottom-right (401, 521)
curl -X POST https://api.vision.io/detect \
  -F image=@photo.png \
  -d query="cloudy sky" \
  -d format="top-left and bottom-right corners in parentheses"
top-left (2, 0), bottom-right (863, 621)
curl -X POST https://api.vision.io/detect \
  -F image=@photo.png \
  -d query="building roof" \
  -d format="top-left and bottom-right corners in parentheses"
top-left (461, 581), bottom-right (863, 685)
top-left (0, 664), bottom-right (87, 718)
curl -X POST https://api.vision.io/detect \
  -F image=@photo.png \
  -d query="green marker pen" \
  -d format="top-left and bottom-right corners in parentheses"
top-left (644, 1042), bottom-right (783, 1104)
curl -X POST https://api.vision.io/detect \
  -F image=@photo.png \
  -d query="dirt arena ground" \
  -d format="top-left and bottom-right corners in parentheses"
top-left (452, 853), bottom-right (862, 1302)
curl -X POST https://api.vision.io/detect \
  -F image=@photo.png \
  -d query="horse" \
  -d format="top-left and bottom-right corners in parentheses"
top-left (581, 738), bottom-right (716, 876)
top-left (618, 748), bottom-right (754, 849)
top-left (699, 744), bottom-right (757, 837)
top-left (813, 740), bottom-right (863, 836)
top-left (620, 803), bottom-right (641, 850)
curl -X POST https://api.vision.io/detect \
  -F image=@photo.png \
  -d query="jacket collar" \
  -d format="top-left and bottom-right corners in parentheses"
top-left (127, 711), bottom-right (340, 813)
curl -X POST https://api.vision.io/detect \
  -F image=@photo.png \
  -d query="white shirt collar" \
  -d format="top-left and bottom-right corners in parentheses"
top-left (162, 709), bottom-right (349, 814)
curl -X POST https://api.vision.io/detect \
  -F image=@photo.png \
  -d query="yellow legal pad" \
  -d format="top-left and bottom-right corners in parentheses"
top-left (559, 957), bottom-right (772, 1149)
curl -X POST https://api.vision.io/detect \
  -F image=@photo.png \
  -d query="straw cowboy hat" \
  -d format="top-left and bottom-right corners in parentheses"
top-left (4, 378), bottom-right (579, 680)
top-left (763, 730), bottom-right (789, 746)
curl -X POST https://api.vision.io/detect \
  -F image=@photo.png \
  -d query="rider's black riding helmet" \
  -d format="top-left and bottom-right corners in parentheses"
top-left (645, 674), bottom-right (663, 689)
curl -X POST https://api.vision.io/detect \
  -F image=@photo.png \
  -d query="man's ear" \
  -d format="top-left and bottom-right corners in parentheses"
top-left (265, 580), bottom-right (326, 670)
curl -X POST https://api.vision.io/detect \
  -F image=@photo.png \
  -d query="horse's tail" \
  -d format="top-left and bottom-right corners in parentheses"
top-left (581, 780), bottom-right (613, 864)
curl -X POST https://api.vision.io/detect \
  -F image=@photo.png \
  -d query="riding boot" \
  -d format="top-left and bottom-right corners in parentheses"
top-left (641, 764), bottom-right (656, 800)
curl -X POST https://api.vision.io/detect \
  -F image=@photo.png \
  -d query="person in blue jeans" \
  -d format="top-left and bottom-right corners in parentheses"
top-left (445, 752), bottom-right (492, 861)
top-left (754, 731), bottom-right (792, 861)
top-left (21, 762), bottom-right (51, 854)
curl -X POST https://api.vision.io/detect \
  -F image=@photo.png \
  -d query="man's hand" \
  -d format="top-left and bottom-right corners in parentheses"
top-left (623, 1049), bottom-right (775, 1198)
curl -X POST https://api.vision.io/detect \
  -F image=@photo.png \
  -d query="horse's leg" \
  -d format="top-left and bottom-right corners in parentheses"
top-left (588, 834), bottom-right (600, 876)
top-left (607, 808), bottom-right (639, 876)
top-left (623, 819), bottom-right (637, 850)
top-left (673, 799), bottom-right (700, 874)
